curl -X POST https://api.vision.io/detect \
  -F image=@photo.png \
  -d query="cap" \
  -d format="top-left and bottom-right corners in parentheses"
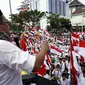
top-left (0, 10), bottom-right (3, 16)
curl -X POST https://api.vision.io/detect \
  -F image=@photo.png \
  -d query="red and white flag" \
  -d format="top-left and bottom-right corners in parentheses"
top-left (71, 32), bottom-right (79, 46)
top-left (20, 35), bottom-right (27, 51)
top-left (57, 37), bottom-right (63, 43)
top-left (73, 39), bottom-right (85, 63)
top-left (72, 32), bottom-right (79, 39)
top-left (70, 40), bottom-right (78, 85)
top-left (71, 32), bottom-right (84, 62)
top-left (44, 30), bottom-right (53, 39)
top-left (50, 45), bottom-right (63, 56)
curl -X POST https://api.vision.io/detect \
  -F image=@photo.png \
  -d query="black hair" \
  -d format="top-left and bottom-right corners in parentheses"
top-left (80, 63), bottom-right (85, 67)
top-left (14, 36), bottom-right (20, 48)
top-left (62, 72), bottom-right (67, 77)
top-left (56, 64), bottom-right (60, 68)
top-left (82, 70), bottom-right (85, 73)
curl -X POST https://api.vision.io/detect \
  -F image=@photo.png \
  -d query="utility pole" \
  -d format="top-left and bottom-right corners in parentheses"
top-left (9, 0), bottom-right (12, 15)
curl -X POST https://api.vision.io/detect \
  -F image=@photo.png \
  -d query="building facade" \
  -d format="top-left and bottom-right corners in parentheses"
top-left (28, 0), bottom-right (69, 29)
top-left (69, 0), bottom-right (85, 31)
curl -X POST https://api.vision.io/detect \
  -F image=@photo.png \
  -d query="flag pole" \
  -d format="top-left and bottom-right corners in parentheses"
top-left (69, 30), bottom-right (73, 85)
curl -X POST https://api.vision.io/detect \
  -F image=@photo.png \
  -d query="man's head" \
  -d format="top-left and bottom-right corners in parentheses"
top-left (0, 10), bottom-right (10, 41)
top-left (0, 10), bottom-right (10, 35)
top-left (55, 64), bottom-right (60, 71)
top-left (62, 72), bottom-right (67, 80)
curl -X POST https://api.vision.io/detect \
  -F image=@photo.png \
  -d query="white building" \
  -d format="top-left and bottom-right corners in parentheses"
top-left (69, 0), bottom-right (85, 31)
top-left (28, 0), bottom-right (69, 30)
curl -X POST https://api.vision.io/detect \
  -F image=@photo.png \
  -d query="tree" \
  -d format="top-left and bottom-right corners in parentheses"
top-left (21, 10), bottom-right (46, 30)
top-left (47, 14), bottom-right (61, 36)
top-left (60, 17), bottom-right (71, 32)
top-left (10, 10), bottom-right (46, 32)
top-left (10, 13), bottom-right (25, 33)
top-left (47, 14), bottom-right (71, 36)
top-left (10, 23), bottom-right (24, 34)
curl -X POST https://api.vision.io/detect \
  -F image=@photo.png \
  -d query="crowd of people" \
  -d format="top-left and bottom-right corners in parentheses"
top-left (10, 30), bottom-right (85, 85)
top-left (10, 30), bottom-right (71, 85)
top-left (1, 9), bottom-right (85, 85)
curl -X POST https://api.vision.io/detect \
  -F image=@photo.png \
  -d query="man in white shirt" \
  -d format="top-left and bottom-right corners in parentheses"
top-left (0, 10), bottom-right (50, 85)
top-left (60, 73), bottom-right (70, 85)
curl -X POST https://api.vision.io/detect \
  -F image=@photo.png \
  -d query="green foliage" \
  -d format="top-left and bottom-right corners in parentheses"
top-left (20, 10), bottom-right (46, 29)
top-left (60, 17), bottom-right (71, 31)
top-left (10, 14), bottom-right (24, 33)
top-left (10, 10), bottom-right (46, 32)
top-left (47, 14), bottom-right (61, 36)
top-left (11, 14), bottom-right (23, 24)
top-left (47, 14), bottom-right (71, 36)
top-left (10, 23), bottom-right (24, 34)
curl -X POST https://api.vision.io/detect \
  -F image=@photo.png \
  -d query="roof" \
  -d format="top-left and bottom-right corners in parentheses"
top-left (72, 6), bottom-right (85, 15)
top-left (69, 0), bottom-right (84, 7)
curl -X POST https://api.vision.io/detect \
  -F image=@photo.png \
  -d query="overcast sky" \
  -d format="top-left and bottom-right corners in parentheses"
top-left (0, 0), bottom-right (22, 19)
top-left (0, 0), bottom-right (85, 19)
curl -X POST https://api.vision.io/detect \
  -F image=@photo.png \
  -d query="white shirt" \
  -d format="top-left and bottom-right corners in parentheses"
top-left (61, 62), bottom-right (65, 73)
top-left (0, 40), bottom-right (36, 85)
top-left (52, 69), bottom-right (61, 78)
top-left (60, 78), bottom-right (70, 85)
top-left (78, 73), bottom-right (85, 85)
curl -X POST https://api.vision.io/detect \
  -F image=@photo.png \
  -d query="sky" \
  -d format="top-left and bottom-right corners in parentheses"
top-left (0, 0), bottom-right (85, 19)
top-left (78, 0), bottom-right (85, 4)
top-left (0, 0), bottom-right (22, 19)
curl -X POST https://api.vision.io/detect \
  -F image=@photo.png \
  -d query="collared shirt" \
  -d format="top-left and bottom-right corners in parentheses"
top-left (0, 40), bottom-right (36, 85)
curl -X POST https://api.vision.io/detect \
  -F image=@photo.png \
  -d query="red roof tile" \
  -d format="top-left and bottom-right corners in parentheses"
top-left (72, 6), bottom-right (85, 14)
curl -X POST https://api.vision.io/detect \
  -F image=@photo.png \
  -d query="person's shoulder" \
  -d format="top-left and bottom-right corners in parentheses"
top-left (0, 40), bottom-right (14, 45)
top-left (0, 39), bottom-right (6, 43)
top-left (0, 40), bottom-right (21, 51)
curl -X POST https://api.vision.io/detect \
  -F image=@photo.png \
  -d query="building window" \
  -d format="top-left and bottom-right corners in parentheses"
top-left (52, 0), bottom-right (56, 13)
top-left (56, 0), bottom-right (59, 14)
top-left (49, 0), bottom-right (52, 13)
top-left (55, 0), bottom-right (57, 14)
top-left (48, 0), bottom-right (66, 16)
top-left (59, 1), bottom-right (61, 15)
top-left (36, 1), bottom-right (37, 10)
top-left (61, 1), bottom-right (63, 16)
top-left (63, 2), bottom-right (66, 16)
